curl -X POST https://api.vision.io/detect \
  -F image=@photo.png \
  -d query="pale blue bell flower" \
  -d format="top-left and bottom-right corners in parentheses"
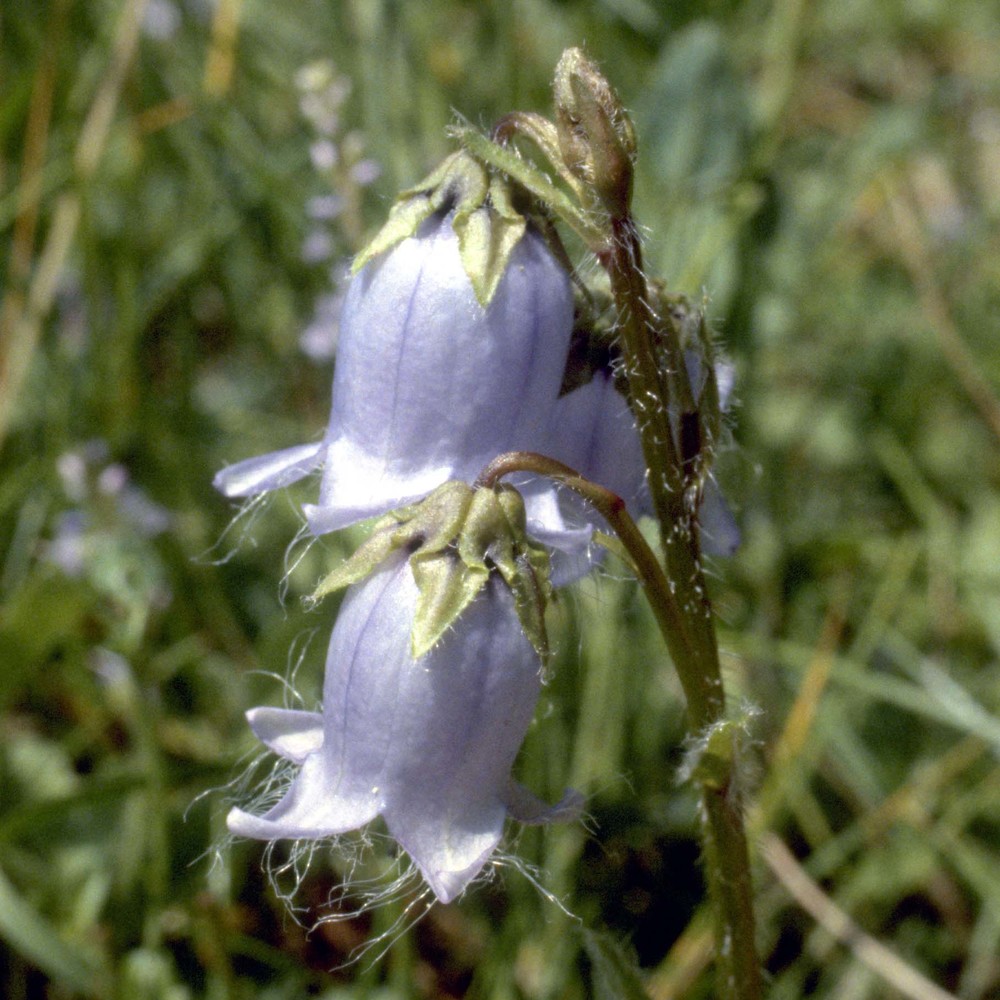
top-left (214, 213), bottom-right (575, 543)
top-left (227, 551), bottom-right (580, 904)
top-left (546, 354), bottom-right (740, 567)
top-left (531, 369), bottom-right (649, 584)
top-left (676, 350), bottom-right (740, 557)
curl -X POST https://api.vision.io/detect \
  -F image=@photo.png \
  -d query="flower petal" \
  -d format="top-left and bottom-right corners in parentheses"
top-left (536, 370), bottom-right (649, 582)
top-left (381, 573), bottom-right (542, 902)
top-left (246, 707), bottom-right (323, 764)
top-left (226, 748), bottom-right (380, 840)
top-left (550, 371), bottom-right (648, 510)
top-left (547, 363), bottom-right (742, 563)
top-left (227, 562), bottom-right (418, 843)
top-left (523, 486), bottom-right (597, 587)
top-left (213, 442), bottom-right (324, 498)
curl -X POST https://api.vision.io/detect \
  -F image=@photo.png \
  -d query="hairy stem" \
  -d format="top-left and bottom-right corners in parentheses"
top-left (473, 69), bottom-right (763, 992)
top-left (480, 447), bottom-right (761, 998)
top-left (600, 216), bottom-right (763, 999)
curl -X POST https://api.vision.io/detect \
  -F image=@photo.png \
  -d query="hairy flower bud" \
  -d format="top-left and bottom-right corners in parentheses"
top-left (553, 48), bottom-right (636, 216)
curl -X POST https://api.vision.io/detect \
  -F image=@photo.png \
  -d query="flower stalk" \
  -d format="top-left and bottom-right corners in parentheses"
top-left (603, 220), bottom-right (762, 1000)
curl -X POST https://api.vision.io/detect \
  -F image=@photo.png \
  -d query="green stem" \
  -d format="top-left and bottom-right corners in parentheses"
top-left (475, 451), bottom-right (764, 1000)
top-left (598, 218), bottom-right (725, 728)
top-left (601, 216), bottom-right (763, 999)
top-left (471, 74), bottom-right (761, 993)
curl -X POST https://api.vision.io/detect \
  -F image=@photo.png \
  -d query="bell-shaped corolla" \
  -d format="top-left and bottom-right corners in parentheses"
top-left (546, 355), bottom-right (740, 564)
top-left (227, 551), bottom-right (579, 904)
top-left (214, 212), bottom-right (573, 539)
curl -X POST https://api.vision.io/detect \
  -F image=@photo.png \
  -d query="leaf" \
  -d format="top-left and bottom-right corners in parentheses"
top-left (0, 866), bottom-right (105, 996)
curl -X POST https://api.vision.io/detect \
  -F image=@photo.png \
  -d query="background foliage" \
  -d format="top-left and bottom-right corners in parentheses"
top-left (2, 0), bottom-right (1000, 997)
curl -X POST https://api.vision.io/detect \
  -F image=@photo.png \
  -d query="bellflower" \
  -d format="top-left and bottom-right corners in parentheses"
top-left (545, 352), bottom-right (739, 562)
top-left (228, 551), bottom-right (578, 904)
top-left (676, 349), bottom-right (740, 557)
top-left (214, 212), bottom-right (574, 539)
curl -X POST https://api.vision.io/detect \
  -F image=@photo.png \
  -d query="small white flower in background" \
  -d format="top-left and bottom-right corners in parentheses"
top-left (296, 63), bottom-right (351, 137)
top-left (228, 551), bottom-right (579, 903)
top-left (306, 195), bottom-right (344, 221)
top-left (309, 140), bottom-right (339, 172)
top-left (300, 228), bottom-right (335, 264)
top-left (349, 158), bottom-right (382, 187)
top-left (290, 60), bottom-right (381, 375)
top-left (142, 0), bottom-right (181, 40)
top-left (50, 443), bottom-right (171, 564)
top-left (47, 511), bottom-right (89, 578)
top-left (298, 288), bottom-right (345, 362)
top-left (46, 444), bottom-right (173, 630)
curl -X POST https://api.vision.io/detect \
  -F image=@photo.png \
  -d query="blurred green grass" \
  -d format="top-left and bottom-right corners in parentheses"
top-left (2, 0), bottom-right (1000, 997)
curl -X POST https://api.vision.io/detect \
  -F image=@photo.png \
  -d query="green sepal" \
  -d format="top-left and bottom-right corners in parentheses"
top-left (308, 517), bottom-right (406, 603)
top-left (351, 150), bottom-right (490, 274)
top-left (308, 481), bottom-right (475, 604)
top-left (456, 486), bottom-right (553, 663)
top-left (492, 487), bottom-right (553, 663)
top-left (350, 192), bottom-right (439, 273)
top-left (409, 550), bottom-right (489, 659)
top-left (502, 550), bottom-right (552, 666)
top-left (410, 480), bottom-right (478, 556)
top-left (452, 176), bottom-right (526, 305)
top-left (352, 148), bottom-right (542, 307)
top-left (308, 480), bottom-right (554, 664)
top-left (454, 125), bottom-right (605, 250)
top-left (493, 111), bottom-right (589, 201)
top-left (352, 152), bottom-right (487, 273)
top-left (456, 487), bottom-right (517, 578)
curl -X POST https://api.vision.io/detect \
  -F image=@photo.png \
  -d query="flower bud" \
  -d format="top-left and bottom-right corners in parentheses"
top-left (553, 48), bottom-right (636, 216)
